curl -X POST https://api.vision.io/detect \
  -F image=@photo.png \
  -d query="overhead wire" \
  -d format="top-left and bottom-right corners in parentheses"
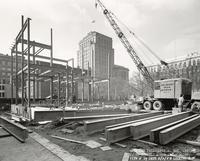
top-left (110, 12), bottom-right (168, 66)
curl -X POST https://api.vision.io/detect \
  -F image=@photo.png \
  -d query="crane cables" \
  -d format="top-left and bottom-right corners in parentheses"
top-left (110, 12), bottom-right (168, 66)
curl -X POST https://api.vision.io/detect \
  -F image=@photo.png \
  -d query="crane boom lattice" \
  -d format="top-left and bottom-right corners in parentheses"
top-left (95, 0), bottom-right (154, 88)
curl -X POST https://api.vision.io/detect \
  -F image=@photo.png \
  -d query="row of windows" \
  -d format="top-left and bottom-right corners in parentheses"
top-left (0, 92), bottom-right (5, 98)
top-left (0, 72), bottom-right (11, 76)
top-left (0, 80), bottom-right (6, 84)
top-left (0, 85), bottom-right (5, 90)
top-left (150, 58), bottom-right (200, 72)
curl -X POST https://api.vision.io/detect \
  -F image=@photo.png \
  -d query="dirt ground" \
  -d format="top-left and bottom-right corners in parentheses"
top-left (29, 121), bottom-right (200, 161)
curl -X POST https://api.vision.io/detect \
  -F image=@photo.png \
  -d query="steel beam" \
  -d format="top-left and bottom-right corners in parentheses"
top-left (62, 114), bottom-right (130, 123)
top-left (159, 115), bottom-right (200, 145)
top-left (19, 39), bottom-right (51, 50)
top-left (21, 15), bottom-right (25, 106)
top-left (130, 112), bottom-right (192, 140)
top-left (0, 116), bottom-right (28, 142)
top-left (27, 18), bottom-right (31, 108)
top-left (150, 114), bottom-right (198, 144)
top-left (30, 64), bottom-right (67, 72)
top-left (14, 50), bottom-right (71, 63)
top-left (15, 42), bottom-right (18, 105)
top-left (84, 111), bottom-right (163, 135)
top-left (105, 114), bottom-right (167, 144)
top-left (15, 19), bottom-right (28, 43)
top-left (33, 109), bottom-right (129, 122)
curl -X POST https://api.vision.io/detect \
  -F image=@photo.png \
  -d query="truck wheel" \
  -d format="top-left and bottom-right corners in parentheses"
top-left (191, 102), bottom-right (200, 114)
top-left (153, 101), bottom-right (163, 111)
top-left (143, 101), bottom-right (152, 110)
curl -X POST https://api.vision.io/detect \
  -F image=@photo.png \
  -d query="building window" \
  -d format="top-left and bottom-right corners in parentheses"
top-left (193, 60), bottom-right (196, 66)
top-left (179, 62), bottom-right (182, 68)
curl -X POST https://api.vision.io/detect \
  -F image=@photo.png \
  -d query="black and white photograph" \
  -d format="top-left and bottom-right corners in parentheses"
top-left (0, 0), bottom-right (200, 161)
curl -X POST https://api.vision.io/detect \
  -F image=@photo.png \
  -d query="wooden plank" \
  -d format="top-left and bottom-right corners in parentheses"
top-left (159, 115), bottom-right (200, 145)
top-left (84, 111), bottom-right (163, 134)
top-left (105, 114), bottom-right (168, 144)
top-left (131, 111), bottom-right (192, 140)
top-left (0, 116), bottom-right (28, 142)
top-left (150, 114), bottom-right (198, 143)
top-left (30, 132), bottom-right (89, 161)
top-left (176, 139), bottom-right (200, 147)
top-left (51, 135), bottom-right (85, 144)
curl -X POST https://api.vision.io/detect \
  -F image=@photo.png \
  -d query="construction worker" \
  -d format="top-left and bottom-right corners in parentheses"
top-left (178, 94), bottom-right (184, 112)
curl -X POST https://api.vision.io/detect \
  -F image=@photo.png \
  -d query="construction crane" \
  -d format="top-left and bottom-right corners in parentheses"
top-left (95, 0), bottom-right (154, 89)
top-left (95, 0), bottom-right (193, 111)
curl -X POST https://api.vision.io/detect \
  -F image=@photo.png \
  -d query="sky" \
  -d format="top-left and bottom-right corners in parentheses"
top-left (0, 0), bottom-right (200, 75)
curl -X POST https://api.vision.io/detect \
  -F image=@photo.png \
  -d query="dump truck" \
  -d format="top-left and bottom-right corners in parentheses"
top-left (143, 78), bottom-right (200, 111)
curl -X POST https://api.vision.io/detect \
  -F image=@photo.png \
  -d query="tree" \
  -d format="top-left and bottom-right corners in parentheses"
top-left (129, 71), bottom-right (153, 97)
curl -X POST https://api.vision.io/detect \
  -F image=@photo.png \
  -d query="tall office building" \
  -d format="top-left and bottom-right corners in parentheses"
top-left (77, 31), bottom-right (129, 100)
top-left (77, 31), bottom-right (114, 80)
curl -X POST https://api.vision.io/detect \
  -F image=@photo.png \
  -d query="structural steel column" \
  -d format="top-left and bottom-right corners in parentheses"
top-left (50, 28), bottom-right (53, 104)
top-left (66, 62), bottom-right (69, 106)
top-left (11, 51), bottom-right (13, 104)
top-left (33, 44), bottom-right (36, 104)
top-left (27, 18), bottom-right (31, 108)
top-left (15, 42), bottom-right (18, 105)
top-left (58, 73), bottom-right (60, 106)
top-left (21, 15), bottom-right (24, 106)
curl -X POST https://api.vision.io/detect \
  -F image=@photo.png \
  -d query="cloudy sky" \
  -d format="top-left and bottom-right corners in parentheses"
top-left (0, 0), bottom-right (199, 74)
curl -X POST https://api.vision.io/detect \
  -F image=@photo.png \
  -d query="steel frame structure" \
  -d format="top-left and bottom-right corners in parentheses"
top-left (10, 16), bottom-right (76, 117)
top-left (10, 16), bottom-right (113, 120)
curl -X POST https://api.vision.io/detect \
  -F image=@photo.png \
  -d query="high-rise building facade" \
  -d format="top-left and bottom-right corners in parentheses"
top-left (77, 31), bottom-right (129, 100)
top-left (77, 31), bottom-right (114, 80)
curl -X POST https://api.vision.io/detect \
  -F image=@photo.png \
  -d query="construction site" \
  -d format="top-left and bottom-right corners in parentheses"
top-left (0, 0), bottom-right (200, 161)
